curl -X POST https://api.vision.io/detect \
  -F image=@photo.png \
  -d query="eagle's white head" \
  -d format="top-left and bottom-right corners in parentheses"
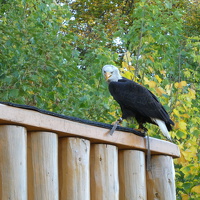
top-left (102, 65), bottom-right (122, 82)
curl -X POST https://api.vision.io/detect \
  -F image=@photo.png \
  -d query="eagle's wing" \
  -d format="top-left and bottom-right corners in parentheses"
top-left (109, 79), bottom-right (170, 122)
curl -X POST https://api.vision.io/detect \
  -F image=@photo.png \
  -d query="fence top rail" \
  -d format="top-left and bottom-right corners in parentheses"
top-left (0, 103), bottom-right (180, 158)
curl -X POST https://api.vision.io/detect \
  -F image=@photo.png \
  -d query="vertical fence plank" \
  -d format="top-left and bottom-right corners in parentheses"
top-left (28, 131), bottom-right (58, 200)
top-left (90, 144), bottom-right (119, 200)
top-left (119, 150), bottom-right (147, 200)
top-left (59, 137), bottom-right (90, 200)
top-left (0, 125), bottom-right (27, 200)
top-left (146, 155), bottom-right (176, 200)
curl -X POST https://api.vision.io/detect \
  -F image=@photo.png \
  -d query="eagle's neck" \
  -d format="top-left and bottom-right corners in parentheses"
top-left (109, 73), bottom-right (122, 82)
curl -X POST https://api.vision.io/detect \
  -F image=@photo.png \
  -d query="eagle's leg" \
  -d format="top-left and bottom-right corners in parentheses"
top-left (109, 118), bottom-right (123, 135)
top-left (134, 124), bottom-right (148, 134)
top-left (111, 117), bottom-right (123, 125)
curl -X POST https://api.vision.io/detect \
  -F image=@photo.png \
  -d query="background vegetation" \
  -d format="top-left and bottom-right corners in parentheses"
top-left (0, 0), bottom-right (199, 199)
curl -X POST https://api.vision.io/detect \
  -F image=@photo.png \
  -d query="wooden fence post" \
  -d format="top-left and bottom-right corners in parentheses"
top-left (146, 155), bottom-right (176, 200)
top-left (59, 137), bottom-right (90, 200)
top-left (0, 125), bottom-right (27, 200)
top-left (90, 144), bottom-right (119, 200)
top-left (28, 131), bottom-right (58, 200)
top-left (119, 150), bottom-right (147, 200)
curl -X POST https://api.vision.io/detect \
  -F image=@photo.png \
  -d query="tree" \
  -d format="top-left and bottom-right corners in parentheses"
top-left (0, 0), bottom-right (199, 198)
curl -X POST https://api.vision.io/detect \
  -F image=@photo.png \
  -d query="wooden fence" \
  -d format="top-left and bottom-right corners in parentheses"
top-left (0, 103), bottom-right (180, 200)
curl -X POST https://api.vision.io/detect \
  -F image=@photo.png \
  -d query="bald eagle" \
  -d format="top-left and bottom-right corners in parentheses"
top-left (102, 65), bottom-right (174, 140)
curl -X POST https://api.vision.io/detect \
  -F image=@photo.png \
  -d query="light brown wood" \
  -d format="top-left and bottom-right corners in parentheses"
top-left (0, 103), bottom-right (180, 158)
top-left (119, 150), bottom-right (147, 200)
top-left (28, 131), bottom-right (58, 200)
top-left (90, 144), bottom-right (119, 200)
top-left (146, 155), bottom-right (176, 200)
top-left (59, 137), bottom-right (90, 200)
top-left (0, 125), bottom-right (27, 200)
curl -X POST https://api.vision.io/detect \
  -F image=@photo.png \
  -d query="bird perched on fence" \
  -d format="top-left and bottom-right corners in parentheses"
top-left (102, 64), bottom-right (174, 140)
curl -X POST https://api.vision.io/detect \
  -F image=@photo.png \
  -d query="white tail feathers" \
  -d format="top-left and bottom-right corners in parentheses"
top-left (151, 118), bottom-right (171, 140)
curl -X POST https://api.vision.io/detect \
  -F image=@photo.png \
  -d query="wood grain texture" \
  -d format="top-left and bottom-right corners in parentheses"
top-left (0, 125), bottom-right (27, 200)
top-left (28, 131), bottom-right (58, 200)
top-left (59, 137), bottom-right (90, 200)
top-left (119, 150), bottom-right (147, 200)
top-left (0, 104), bottom-right (180, 158)
top-left (146, 155), bottom-right (176, 200)
top-left (90, 144), bottom-right (119, 200)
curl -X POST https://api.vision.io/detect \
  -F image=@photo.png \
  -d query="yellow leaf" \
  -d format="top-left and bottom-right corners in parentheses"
top-left (175, 101), bottom-right (181, 106)
top-left (180, 81), bottom-right (187, 87)
top-left (28, 91), bottom-right (34, 95)
top-left (122, 61), bottom-right (128, 68)
top-left (127, 65), bottom-right (135, 71)
top-left (182, 147), bottom-right (197, 162)
top-left (188, 88), bottom-right (196, 99)
top-left (165, 84), bottom-right (173, 94)
top-left (144, 77), bottom-right (149, 85)
top-left (156, 87), bottom-right (166, 95)
top-left (175, 81), bottom-right (187, 89)
top-left (179, 121), bottom-right (187, 131)
top-left (148, 55), bottom-right (154, 62)
top-left (155, 75), bottom-right (162, 83)
top-left (148, 81), bottom-right (156, 88)
top-left (181, 194), bottom-right (189, 200)
top-left (165, 84), bottom-right (173, 90)
top-left (173, 109), bottom-right (180, 116)
top-left (176, 151), bottom-right (187, 165)
top-left (160, 70), bottom-right (166, 75)
top-left (177, 121), bottom-right (187, 131)
top-left (181, 114), bottom-right (190, 118)
top-left (174, 82), bottom-right (179, 88)
top-left (191, 185), bottom-right (200, 193)
top-left (148, 66), bottom-right (153, 73)
top-left (123, 51), bottom-right (132, 63)
top-left (124, 71), bottom-right (134, 80)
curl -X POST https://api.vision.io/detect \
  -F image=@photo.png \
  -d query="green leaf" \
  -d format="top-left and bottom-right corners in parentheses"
top-left (192, 130), bottom-right (200, 137)
top-left (176, 131), bottom-right (185, 139)
top-left (9, 89), bottom-right (19, 98)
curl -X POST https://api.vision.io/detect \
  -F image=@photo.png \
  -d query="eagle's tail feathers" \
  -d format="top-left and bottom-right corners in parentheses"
top-left (151, 118), bottom-right (171, 140)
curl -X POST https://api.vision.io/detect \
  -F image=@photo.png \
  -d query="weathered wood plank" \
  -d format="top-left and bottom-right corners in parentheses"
top-left (119, 150), bottom-right (147, 200)
top-left (146, 155), bottom-right (176, 200)
top-left (28, 131), bottom-right (58, 200)
top-left (90, 144), bottom-right (119, 200)
top-left (59, 137), bottom-right (90, 200)
top-left (0, 125), bottom-right (27, 200)
top-left (0, 104), bottom-right (180, 157)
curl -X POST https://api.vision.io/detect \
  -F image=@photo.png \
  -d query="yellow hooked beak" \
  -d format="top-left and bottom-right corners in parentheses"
top-left (104, 72), bottom-right (112, 81)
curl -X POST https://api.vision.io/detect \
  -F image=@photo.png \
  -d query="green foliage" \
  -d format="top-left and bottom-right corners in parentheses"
top-left (0, 0), bottom-right (199, 199)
